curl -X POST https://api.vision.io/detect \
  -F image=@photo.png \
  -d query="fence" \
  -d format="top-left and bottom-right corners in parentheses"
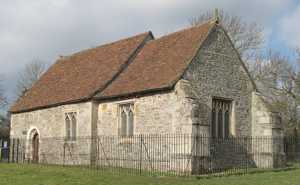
top-left (0, 137), bottom-right (9, 162)
top-left (284, 136), bottom-right (300, 162)
top-left (1, 135), bottom-right (298, 176)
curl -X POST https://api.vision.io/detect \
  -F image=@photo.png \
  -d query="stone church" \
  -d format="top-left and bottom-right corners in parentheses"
top-left (9, 19), bottom-right (284, 170)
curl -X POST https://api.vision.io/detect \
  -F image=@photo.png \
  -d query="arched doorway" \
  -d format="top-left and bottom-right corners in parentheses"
top-left (27, 128), bottom-right (40, 163)
top-left (32, 133), bottom-right (39, 163)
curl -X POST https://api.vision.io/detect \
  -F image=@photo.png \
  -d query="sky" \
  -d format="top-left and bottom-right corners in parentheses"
top-left (0, 0), bottom-right (300, 108)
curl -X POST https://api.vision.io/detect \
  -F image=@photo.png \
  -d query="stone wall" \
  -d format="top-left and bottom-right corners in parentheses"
top-left (251, 92), bottom-right (285, 168)
top-left (182, 25), bottom-right (285, 170)
top-left (183, 26), bottom-right (255, 137)
top-left (96, 81), bottom-right (195, 172)
top-left (251, 92), bottom-right (283, 137)
top-left (95, 135), bottom-right (193, 174)
top-left (10, 102), bottom-right (93, 164)
top-left (97, 81), bottom-right (194, 136)
top-left (181, 26), bottom-right (255, 172)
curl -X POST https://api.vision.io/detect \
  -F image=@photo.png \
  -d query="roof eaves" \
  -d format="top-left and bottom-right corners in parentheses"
top-left (94, 86), bottom-right (174, 102)
top-left (10, 96), bottom-right (91, 114)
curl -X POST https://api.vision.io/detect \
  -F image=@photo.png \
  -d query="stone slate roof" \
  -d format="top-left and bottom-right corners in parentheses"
top-left (10, 22), bottom-right (215, 113)
top-left (97, 22), bottom-right (213, 99)
top-left (10, 32), bottom-right (152, 113)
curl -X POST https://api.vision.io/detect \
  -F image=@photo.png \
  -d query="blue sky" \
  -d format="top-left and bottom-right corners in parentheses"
top-left (267, 5), bottom-right (299, 61)
top-left (0, 0), bottom-right (300, 108)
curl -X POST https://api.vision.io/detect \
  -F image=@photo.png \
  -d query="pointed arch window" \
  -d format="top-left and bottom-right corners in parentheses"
top-left (121, 110), bottom-right (127, 136)
top-left (224, 110), bottom-right (230, 138)
top-left (65, 115), bottom-right (71, 140)
top-left (218, 109), bottom-right (224, 138)
top-left (211, 99), bottom-right (232, 138)
top-left (128, 109), bottom-right (134, 136)
top-left (119, 103), bottom-right (134, 137)
top-left (65, 112), bottom-right (77, 141)
top-left (211, 108), bottom-right (217, 138)
top-left (71, 113), bottom-right (77, 141)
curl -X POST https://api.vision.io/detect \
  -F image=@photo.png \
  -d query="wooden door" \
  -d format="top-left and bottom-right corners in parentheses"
top-left (32, 133), bottom-right (39, 163)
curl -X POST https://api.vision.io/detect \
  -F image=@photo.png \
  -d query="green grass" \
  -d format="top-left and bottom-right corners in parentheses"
top-left (1, 163), bottom-right (300, 185)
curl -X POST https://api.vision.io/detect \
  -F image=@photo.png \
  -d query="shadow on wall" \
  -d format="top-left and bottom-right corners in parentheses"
top-left (190, 102), bottom-right (257, 174)
top-left (191, 137), bottom-right (257, 174)
top-left (192, 136), bottom-right (288, 175)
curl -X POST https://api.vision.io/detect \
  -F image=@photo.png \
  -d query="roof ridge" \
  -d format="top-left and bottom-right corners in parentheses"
top-left (148, 21), bottom-right (215, 43)
top-left (94, 21), bottom-right (216, 100)
top-left (90, 32), bottom-right (154, 98)
top-left (60, 31), bottom-right (152, 60)
top-left (59, 22), bottom-right (213, 61)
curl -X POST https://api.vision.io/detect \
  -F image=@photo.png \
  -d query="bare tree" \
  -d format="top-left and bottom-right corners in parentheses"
top-left (16, 59), bottom-right (46, 98)
top-left (295, 49), bottom-right (300, 105)
top-left (251, 49), bottom-right (300, 133)
top-left (296, 72), bottom-right (300, 103)
top-left (0, 78), bottom-right (7, 109)
top-left (189, 9), bottom-right (264, 61)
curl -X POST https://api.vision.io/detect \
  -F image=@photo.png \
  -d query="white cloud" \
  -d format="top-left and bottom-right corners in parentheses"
top-left (0, 0), bottom-right (296, 105)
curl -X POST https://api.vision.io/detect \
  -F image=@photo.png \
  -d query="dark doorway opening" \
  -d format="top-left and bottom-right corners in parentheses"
top-left (32, 133), bottom-right (39, 163)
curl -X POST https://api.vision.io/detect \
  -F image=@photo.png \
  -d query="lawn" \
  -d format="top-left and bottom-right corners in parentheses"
top-left (0, 163), bottom-right (300, 185)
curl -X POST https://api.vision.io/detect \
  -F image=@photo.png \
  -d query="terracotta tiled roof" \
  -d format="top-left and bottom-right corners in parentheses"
top-left (96, 22), bottom-right (215, 99)
top-left (10, 32), bottom-right (152, 113)
top-left (11, 22), bottom-right (215, 113)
